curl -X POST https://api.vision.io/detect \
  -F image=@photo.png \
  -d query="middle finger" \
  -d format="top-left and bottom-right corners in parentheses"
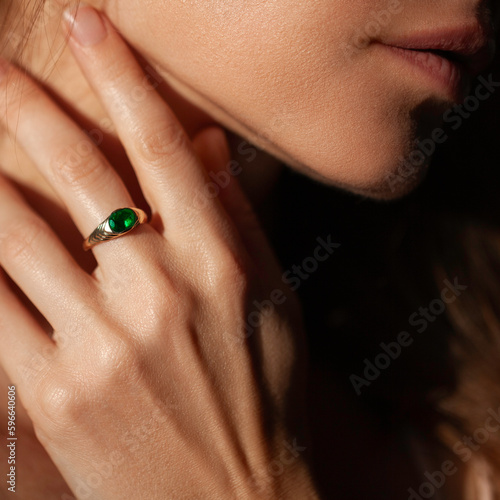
top-left (63, 5), bottom-right (230, 241)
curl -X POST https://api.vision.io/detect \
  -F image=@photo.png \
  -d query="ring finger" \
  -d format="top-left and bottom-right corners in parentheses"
top-left (0, 59), bottom-right (159, 264)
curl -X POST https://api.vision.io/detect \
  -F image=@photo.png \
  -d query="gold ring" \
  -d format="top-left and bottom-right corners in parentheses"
top-left (82, 207), bottom-right (148, 251)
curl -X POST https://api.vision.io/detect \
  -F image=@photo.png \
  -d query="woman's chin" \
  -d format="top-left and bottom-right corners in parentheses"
top-left (276, 147), bottom-right (431, 202)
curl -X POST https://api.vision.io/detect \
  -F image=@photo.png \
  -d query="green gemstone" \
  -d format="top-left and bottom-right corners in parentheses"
top-left (109, 208), bottom-right (137, 234)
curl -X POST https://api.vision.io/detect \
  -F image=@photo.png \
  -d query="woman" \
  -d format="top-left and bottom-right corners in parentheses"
top-left (0, 0), bottom-right (498, 498)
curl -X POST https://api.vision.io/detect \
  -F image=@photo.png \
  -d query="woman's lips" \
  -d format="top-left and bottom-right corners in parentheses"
top-left (373, 23), bottom-right (495, 101)
top-left (378, 44), bottom-right (468, 101)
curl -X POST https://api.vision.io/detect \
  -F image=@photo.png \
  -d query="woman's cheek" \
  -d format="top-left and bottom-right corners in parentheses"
top-left (105, 0), bottom-right (435, 199)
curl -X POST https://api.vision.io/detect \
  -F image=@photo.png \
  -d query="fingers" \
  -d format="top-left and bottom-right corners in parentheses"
top-left (0, 266), bottom-right (56, 404)
top-left (0, 175), bottom-right (96, 331)
top-left (62, 5), bottom-right (227, 240)
top-left (0, 55), bottom-right (165, 263)
top-left (192, 126), bottom-right (286, 282)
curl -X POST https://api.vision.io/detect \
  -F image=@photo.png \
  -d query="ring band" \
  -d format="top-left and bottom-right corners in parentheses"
top-left (83, 207), bottom-right (148, 251)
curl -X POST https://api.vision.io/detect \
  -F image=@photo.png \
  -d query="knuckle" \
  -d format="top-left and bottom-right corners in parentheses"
top-left (91, 335), bottom-right (142, 386)
top-left (49, 142), bottom-right (106, 189)
top-left (0, 217), bottom-right (47, 265)
top-left (33, 339), bottom-right (141, 427)
top-left (34, 377), bottom-right (85, 425)
top-left (132, 120), bottom-right (188, 166)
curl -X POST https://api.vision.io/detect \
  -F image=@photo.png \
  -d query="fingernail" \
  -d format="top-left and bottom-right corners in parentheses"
top-left (63, 3), bottom-right (108, 47)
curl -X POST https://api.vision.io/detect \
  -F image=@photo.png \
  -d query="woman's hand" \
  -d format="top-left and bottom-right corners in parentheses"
top-left (0, 5), bottom-right (318, 499)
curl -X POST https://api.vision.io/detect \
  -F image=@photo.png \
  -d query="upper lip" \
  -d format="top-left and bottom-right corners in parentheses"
top-left (380, 24), bottom-right (496, 76)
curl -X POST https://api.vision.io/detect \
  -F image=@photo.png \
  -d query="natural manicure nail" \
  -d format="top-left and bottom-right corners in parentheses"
top-left (63, 4), bottom-right (108, 47)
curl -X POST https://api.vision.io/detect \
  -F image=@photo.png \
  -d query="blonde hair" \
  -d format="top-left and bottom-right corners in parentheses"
top-left (0, 0), bottom-right (78, 66)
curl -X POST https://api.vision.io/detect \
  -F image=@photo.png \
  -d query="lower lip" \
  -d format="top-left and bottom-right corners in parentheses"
top-left (378, 44), bottom-right (467, 101)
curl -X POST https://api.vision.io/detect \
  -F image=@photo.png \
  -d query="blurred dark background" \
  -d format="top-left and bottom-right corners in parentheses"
top-left (261, 21), bottom-right (500, 498)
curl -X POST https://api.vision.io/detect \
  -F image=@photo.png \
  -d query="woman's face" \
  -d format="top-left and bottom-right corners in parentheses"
top-left (102, 0), bottom-right (495, 199)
